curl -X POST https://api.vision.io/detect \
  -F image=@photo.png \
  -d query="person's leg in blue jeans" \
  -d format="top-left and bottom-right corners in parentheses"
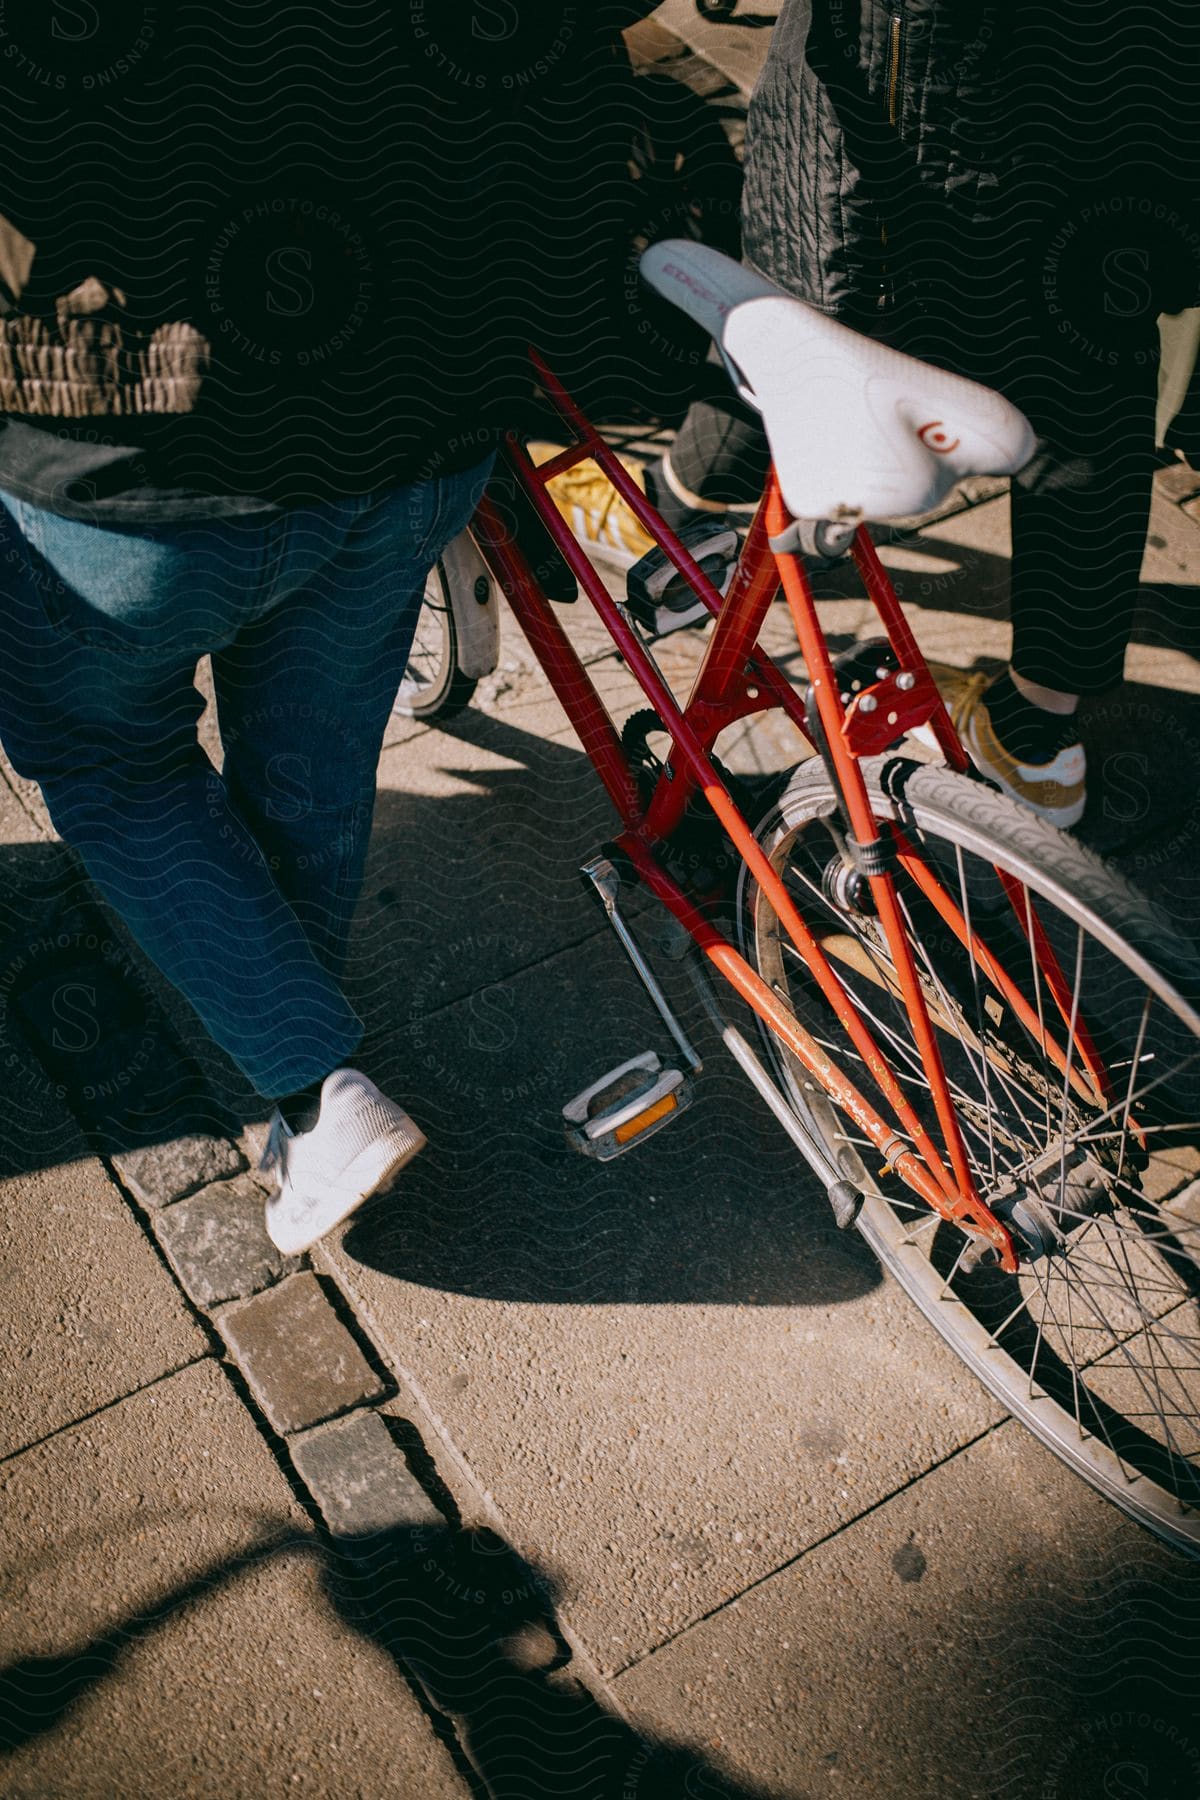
top-left (0, 460), bottom-right (490, 1107)
top-left (212, 482), bottom-right (474, 984)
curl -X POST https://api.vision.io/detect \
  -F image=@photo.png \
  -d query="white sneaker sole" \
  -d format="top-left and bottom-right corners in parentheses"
top-left (265, 1125), bottom-right (426, 1256)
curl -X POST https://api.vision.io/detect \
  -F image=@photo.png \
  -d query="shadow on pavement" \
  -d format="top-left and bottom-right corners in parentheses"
top-left (0, 841), bottom-right (247, 1176)
top-left (324, 1520), bottom-right (779, 1800)
top-left (3, 638), bottom-right (1200, 1300)
top-left (6, 664), bottom-right (1200, 1302)
top-left (4, 1501), bottom-right (1200, 1798)
top-left (0, 1515), bottom-right (778, 1799)
top-left (0, 704), bottom-right (885, 1311)
top-left (0, 1526), bottom-right (301, 1757)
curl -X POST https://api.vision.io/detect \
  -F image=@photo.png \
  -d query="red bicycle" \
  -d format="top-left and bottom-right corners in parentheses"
top-left (400, 241), bottom-right (1200, 1554)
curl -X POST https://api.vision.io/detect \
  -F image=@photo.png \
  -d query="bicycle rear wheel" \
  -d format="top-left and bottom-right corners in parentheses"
top-left (740, 753), bottom-right (1200, 1553)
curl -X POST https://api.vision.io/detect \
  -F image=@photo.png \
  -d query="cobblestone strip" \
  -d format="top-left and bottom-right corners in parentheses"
top-left (100, 1124), bottom-right (443, 1495)
top-left (95, 1128), bottom-right (484, 1765)
top-left (99, 1121), bottom-right (631, 1792)
top-left (217, 1271), bottom-right (388, 1434)
top-left (100, 1115), bottom-right (640, 1785)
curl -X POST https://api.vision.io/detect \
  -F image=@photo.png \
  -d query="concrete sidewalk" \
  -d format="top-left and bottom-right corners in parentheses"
top-left (2, 468), bottom-right (1200, 1798)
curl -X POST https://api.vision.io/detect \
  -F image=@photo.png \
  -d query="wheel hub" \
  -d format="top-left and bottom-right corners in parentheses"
top-left (991, 1146), bottom-right (1116, 1261)
top-left (820, 852), bottom-right (875, 917)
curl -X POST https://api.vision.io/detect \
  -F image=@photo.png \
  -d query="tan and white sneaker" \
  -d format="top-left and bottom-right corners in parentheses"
top-left (920, 667), bottom-right (1087, 829)
top-left (527, 442), bottom-right (657, 573)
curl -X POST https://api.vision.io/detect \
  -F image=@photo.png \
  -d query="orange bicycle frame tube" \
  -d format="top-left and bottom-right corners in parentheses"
top-left (463, 367), bottom-right (1132, 1268)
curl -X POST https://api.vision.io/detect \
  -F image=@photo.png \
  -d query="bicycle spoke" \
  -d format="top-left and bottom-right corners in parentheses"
top-left (1115, 995), bottom-right (1153, 1187)
top-left (955, 842), bottom-right (997, 1185)
top-left (746, 756), bottom-right (1200, 1545)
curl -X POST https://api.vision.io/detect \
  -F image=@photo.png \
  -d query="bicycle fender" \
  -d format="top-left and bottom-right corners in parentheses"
top-left (443, 528), bottom-right (499, 679)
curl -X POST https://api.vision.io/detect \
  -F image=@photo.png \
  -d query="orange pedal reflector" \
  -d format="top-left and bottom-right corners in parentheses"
top-left (614, 1092), bottom-right (678, 1144)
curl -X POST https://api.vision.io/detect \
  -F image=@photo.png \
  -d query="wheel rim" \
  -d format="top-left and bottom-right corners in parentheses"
top-left (744, 767), bottom-right (1200, 1552)
top-left (395, 571), bottom-right (453, 715)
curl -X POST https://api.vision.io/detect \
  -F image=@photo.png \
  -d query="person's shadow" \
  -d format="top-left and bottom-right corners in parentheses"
top-left (0, 1514), bottom-right (779, 1800)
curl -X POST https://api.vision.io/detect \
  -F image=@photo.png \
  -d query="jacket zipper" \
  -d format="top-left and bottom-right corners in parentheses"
top-left (879, 6), bottom-right (905, 307)
top-left (884, 8), bottom-right (905, 127)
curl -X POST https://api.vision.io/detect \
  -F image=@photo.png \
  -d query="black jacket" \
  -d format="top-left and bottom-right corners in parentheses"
top-left (0, 2), bottom-right (652, 520)
top-left (741, 0), bottom-right (1200, 388)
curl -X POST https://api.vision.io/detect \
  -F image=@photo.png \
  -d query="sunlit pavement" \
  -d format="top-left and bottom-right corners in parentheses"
top-left (5, 7), bottom-right (1200, 1796)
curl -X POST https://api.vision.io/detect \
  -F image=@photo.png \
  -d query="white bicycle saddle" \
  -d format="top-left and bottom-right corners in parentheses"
top-left (640, 239), bottom-right (1035, 526)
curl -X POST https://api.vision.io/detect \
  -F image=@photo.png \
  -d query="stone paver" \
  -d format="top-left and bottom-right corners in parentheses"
top-left (613, 1418), bottom-right (1200, 1800)
top-left (291, 1410), bottom-right (445, 1538)
top-left (113, 1132), bottom-right (246, 1210)
top-left (154, 1174), bottom-right (299, 1308)
top-left (219, 1272), bottom-right (388, 1436)
top-left (0, 1089), bottom-right (207, 1461)
top-left (0, 1359), bottom-right (467, 1800)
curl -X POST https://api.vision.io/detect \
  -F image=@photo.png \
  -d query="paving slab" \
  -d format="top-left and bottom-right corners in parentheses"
top-left (0, 1086), bottom-right (207, 1460)
top-left (113, 1132), bottom-right (246, 1210)
top-left (321, 935), bottom-right (1004, 1676)
top-left (1155, 458), bottom-right (1200, 505)
top-left (612, 1418), bottom-right (1200, 1800)
top-left (649, 0), bottom-right (781, 100)
top-left (0, 766), bottom-right (50, 847)
top-left (154, 1174), bottom-right (301, 1308)
top-left (219, 1272), bottom-right (388, 1436)
top-left (0, 1359), bottom-right (466, 1800)
top-left (291, 1410), bottom-right (446, 1538)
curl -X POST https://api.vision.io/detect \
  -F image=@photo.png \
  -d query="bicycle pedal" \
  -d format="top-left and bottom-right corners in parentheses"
top-left (625, 520), bottom-right (739, 638)
top-left (562, 1051), bottom-right (694, 1162)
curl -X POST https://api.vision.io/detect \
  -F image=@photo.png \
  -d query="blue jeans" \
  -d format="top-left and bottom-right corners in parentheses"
top-left (0, 459), bottom-right (492, 1099)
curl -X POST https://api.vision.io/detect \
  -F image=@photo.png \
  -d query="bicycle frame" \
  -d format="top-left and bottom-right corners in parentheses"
top-left (467, 355), bottom-right (1109, 1274)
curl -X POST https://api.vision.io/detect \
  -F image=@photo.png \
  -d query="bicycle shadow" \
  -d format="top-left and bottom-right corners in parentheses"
top-left (343, 691), bottom-right (882, 1306)
top-left (0, 1514), bottom-right (779, 1800)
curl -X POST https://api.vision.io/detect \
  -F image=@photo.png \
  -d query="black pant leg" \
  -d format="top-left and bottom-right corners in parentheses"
top-left (1009, 366), bottom-right (1158, 696)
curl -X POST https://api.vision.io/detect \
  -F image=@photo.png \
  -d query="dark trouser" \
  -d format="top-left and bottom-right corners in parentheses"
top-left (1007, 365), bottom-right (1159, 696)
top-left (667, 342), bottom-right (1159, 699)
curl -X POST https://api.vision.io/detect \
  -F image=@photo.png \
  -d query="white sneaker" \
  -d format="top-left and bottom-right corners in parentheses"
top-left (260, 1068), bottom-right (426, 1255)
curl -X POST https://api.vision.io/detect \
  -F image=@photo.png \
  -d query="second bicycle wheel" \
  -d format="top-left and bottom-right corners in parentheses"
top-left (394, 558), bottom-right (478, 722)
top-left (739, 753), bottom-right (1200, 1553)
